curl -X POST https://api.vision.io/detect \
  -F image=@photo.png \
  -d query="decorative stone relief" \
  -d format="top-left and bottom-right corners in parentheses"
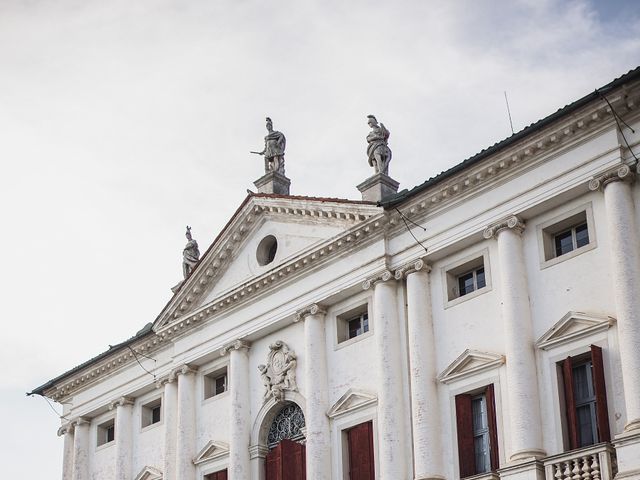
top-left (258, 341), bottom-right (298, 403)
top-left (483, 214), bottom-right (525, 239)
top-left (588, 163), bottom-right (635, 191)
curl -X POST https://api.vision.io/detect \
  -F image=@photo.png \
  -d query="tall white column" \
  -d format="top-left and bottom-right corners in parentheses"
top-left (484, 216), bottom-right (545, 461)
top-left (71, 417), bottom-right (90, 480)
top-left (58, 423), bottom-right (75, 480)
top-left (590, 165), bottom-right (640, 431)
top-left (222, 340), bottom-right (251, 480)
top-left (364, 271), bottom-right (407, 479)
top-left (111, 396), bottom-right (134, 480)
top-left (161, 376), bottom-right (178, 480)
top-left (175, 364), bottom-right (198, 480)
top-left (296, 304), bottom-right (331, 480)
top-left (402, 260), bottom-right (444, 480)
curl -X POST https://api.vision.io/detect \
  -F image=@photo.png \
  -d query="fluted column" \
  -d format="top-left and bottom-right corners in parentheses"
top-left (160, 376), bottom-right (178, 480)
top-left (110, 396), bottom-right (134, 480)
top-left (58, 423), bottom-right (75, 480)
top-left (221, 340), bottom-right (251, 480)
top-left (295, 304), bottom-right (331, 480)
top-left (484, 216), bottom-right (545, 461)
top-left (71, 417), bottom-right (90, 480)
top-left (398, 260), bottom-right (444, 480)
top-left (364, 271), bottom-right (407, 479)
top-left (174, 364), bottom-right (198, 480)
top-left (590, 165), bottom-right (640, 431)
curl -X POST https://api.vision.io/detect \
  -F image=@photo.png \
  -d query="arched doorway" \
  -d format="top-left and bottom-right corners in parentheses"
top-left (265, 403), bottom-right (306, 480)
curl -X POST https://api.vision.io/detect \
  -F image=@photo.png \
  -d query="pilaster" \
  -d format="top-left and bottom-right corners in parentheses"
top-left (157, 376), bottom-right (178, 480)
top-left (484, 216), bottom-right (545, 463)
top-left (109, 397), bottom-right (135, 480)
top-left (71, 417), bottom-right (91, 480)
top-left (363, 270), bottom-right (408, 479)
top-left (396, 259), bottom-right (444, 480)
top-left (221, 340), bottom-right (252, 480)
top-left (296, 303), bottom-right (331, 480)
top-left (174, 364), bottom-right (198, 480)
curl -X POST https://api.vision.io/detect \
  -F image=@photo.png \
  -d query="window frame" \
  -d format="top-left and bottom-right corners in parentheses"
top-left (141, 397), bottom-right (163, 430)
top-left (96, 418), bottom-right (115, 448)
top-left (442, 249), bottom-right (492, 308)
top-left (334, 300), bottom-right (373, 349)
top-left (204, 366), bottom-right (229, 401)
top-left (537, 203), bottom-right (596, 269)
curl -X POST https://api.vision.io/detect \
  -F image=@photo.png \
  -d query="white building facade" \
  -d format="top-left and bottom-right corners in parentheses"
top-left (32, 67), bottom-right (640, 480)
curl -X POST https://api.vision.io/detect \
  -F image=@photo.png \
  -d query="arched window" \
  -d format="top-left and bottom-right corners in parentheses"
top-left (267, 403), bottom-right (305, 448)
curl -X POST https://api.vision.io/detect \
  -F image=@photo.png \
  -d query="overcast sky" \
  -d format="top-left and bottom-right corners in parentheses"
top-left (1, 0), bottom-right (638, 477)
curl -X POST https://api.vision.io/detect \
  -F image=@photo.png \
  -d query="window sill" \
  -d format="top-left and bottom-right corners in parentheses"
top-left (96, 440), bottom-right (115, 452)
top-left (445, 286), bottom-right (491, 309)
top-left (540, 242), bottom-right (596, 270)
top-left (140, 420), bottom-right (163, 434)
top-left (334, 330), bottom-right (373, 351)
top-left (203, 390), bottom-right (229, 405)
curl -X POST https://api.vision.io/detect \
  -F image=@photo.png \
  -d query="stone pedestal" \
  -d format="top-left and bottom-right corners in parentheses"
top-left (223, 340), bottom-right (252, 480)
top-left (484, 216), bottom-right (545, 462)
top-left (254, 171), bottom-right (291, 195)
top-left (357, 173), bottom-right (399, 202)
top-left (404, 262), bottom-right (444, 480)
top-left (112, 397), bottom-right (134, 480)
top-left (296, 304), bottom-right (331, 480)
top-left (175, 365), bottom-right (198, 480)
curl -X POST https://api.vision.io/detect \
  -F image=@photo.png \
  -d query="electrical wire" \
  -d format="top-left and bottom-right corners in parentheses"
top-left (27, 393), bottom-right (71, 421)
top-left (125, 345), bottom-right (157, 380)
top-left (596, 89), bottom-right (639, 162)
top-left (395, 207), bottom-right (428, 254)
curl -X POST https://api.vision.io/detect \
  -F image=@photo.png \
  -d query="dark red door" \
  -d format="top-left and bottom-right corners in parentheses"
top-left (205, 469), bottom-right (228, 480)
top-left (348, 421), bottom-right (375, 480)
top-left (265, 439), bottom-right (306, 480)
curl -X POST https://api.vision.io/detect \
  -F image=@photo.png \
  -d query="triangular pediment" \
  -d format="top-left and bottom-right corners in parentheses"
top-left (536, 311), bottom-right (615, 350)
top-left (134, 466), bottom-right (162, 480)
top-left (193, 440), bottom-right (230, 465)
top-left (327, 388), bottom-right (377, 418)
top-left (154, 194), bottom-right (382, 332)
top-left (437, 349), bottom-right (505, 384)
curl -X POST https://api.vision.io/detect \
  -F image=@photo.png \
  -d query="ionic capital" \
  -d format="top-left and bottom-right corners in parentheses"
top-left (362, 270), bottom-right (395, 290)
top-left (394, 258), bottom-right (431, 279)
top-left (588, 163), bottom-right (635, 192)
top-left (483, 215), bottom-right (525, 239)
top-left (108, 396), bottom-right (135, 410)
top-left (155, 374), bottom-right (175, 389)
top-left (294, 303), bottom-right (326, 322)
top-left (57, 422), bottom-right (74, 436)
top-left (72, 417), bottom-right (91, 428)
top-left (220, 339), bottom-right (251, 356)
top-left (171, 363), bottom-right (199, 377)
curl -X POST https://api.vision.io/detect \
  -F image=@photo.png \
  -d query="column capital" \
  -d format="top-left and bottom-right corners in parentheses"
top-left (483, 215), bottom-right (525, 239)
top-left (57, 422), bottom-right (74, 436)
top-left (155, 374), bottom-right (176, 389)
top-left (294, 303), bottom-right (326, 322)
top-left (108, 396), bottom-right (135, 410)
top-left (171, 363), bottom-right (199, 377)
top-left (394, 258), bottom-right (431, 279)
top-left (220, 339), bottom-right (251, 356)
top-left (362, 269), bottom-right (395, 290)
top-left (72, 416), bottom-right (91, 428)
top-left (588, 163), bottom-right (635, 192)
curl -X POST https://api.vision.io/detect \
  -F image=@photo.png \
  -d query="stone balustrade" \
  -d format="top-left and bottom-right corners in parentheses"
top-left (543, 443), bottom-right (617, 480)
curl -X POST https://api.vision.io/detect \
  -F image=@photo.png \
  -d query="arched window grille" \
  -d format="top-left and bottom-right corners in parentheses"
top-left (267, 403), bottom-right (306, 448)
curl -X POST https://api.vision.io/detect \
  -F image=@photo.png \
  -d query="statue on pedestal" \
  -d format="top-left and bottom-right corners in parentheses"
top-left (366, 115), bottom-right (392, 175)
top-left (182, 226), bottom-right (200, 278)
top-left (251, 117), bottom-right (286, 175)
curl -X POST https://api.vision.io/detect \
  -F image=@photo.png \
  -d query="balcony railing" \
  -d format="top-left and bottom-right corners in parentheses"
top-left (543, 443), bottom-right (617, 480)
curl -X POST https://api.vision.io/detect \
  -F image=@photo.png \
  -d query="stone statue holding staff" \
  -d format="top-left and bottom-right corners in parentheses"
top-left (182, 226), bottom-right (200, 278)
top-left (250, 117), bottom-right (286, 175)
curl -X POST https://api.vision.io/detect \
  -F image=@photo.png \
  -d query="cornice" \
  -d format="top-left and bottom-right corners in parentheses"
top-left (293, 303), bottom-right (327, 322)
top-left (483, 215), bottom-right (525, 239)
top-left (220, 339), bottom-right (251, 356)
top-left (393, 257), bottom-right (430, 279)
top-left (385, 86), bottom-right (640, 234)
top-left (588, 162), bottom-right (636, 192)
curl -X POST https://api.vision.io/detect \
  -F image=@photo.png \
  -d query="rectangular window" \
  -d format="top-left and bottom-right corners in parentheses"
top-left (457, 267), bottom-right (486, 297)
top-left (455, 385), bottom-right (499, 478)
top-left (538, 207), bottom-right (595, 267)
top-left (444, 251), bottom-right (491, 305)
top-left (554, 223), bottom-right (589, 257)
top-left (560, 345), bottom-right (610, 450)
top-left (347, 421), bottom-right (375, 480)
top-left (204, 367), bottom-right (228, 400)
top-left (347, 313), bottom-right (369, 340)
top-left (141, 398), bottom-right (162, 428)
top-left (97, 419), bottom-right (115, 446)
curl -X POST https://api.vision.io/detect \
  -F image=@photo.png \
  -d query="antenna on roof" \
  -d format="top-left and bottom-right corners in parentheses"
top-left (504, 91), bottom-right (515, 135)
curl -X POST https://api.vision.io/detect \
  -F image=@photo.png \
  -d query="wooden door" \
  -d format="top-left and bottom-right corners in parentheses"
top-left (265, 439), bottom-right (306, 480)
top-left (347, 421), bottom-right (375, 480)
top-left (205, 469), bottom-right (228, 480)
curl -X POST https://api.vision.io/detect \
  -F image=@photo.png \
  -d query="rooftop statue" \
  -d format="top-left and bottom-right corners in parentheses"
top-left (182, 226), bottom-right (200, 279)
top-left (366, 115), bottom-right (392, 175)
top-left (251, 117), bottom-right (286, 175)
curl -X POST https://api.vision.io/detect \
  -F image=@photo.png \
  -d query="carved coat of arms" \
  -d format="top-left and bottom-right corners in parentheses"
top-left (258, 340), bottom-right (298, 403)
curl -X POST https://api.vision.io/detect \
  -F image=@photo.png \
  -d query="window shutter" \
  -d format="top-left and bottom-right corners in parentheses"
top-left (485, 384), bottom-right (500, 471)
top-left (591, 344), bottom-right (611, 442)
top-left (455, 393), bottom-right (475, 478)
top-left (562, 356), bottom-right (579, 450)
top-left (266, 443), bottom-right (282, 480)
top-left (348, 421), bottom-right (375, 480)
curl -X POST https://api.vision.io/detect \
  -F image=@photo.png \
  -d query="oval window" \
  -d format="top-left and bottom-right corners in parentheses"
top-left (256, 235), bottom-right (278, 266)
